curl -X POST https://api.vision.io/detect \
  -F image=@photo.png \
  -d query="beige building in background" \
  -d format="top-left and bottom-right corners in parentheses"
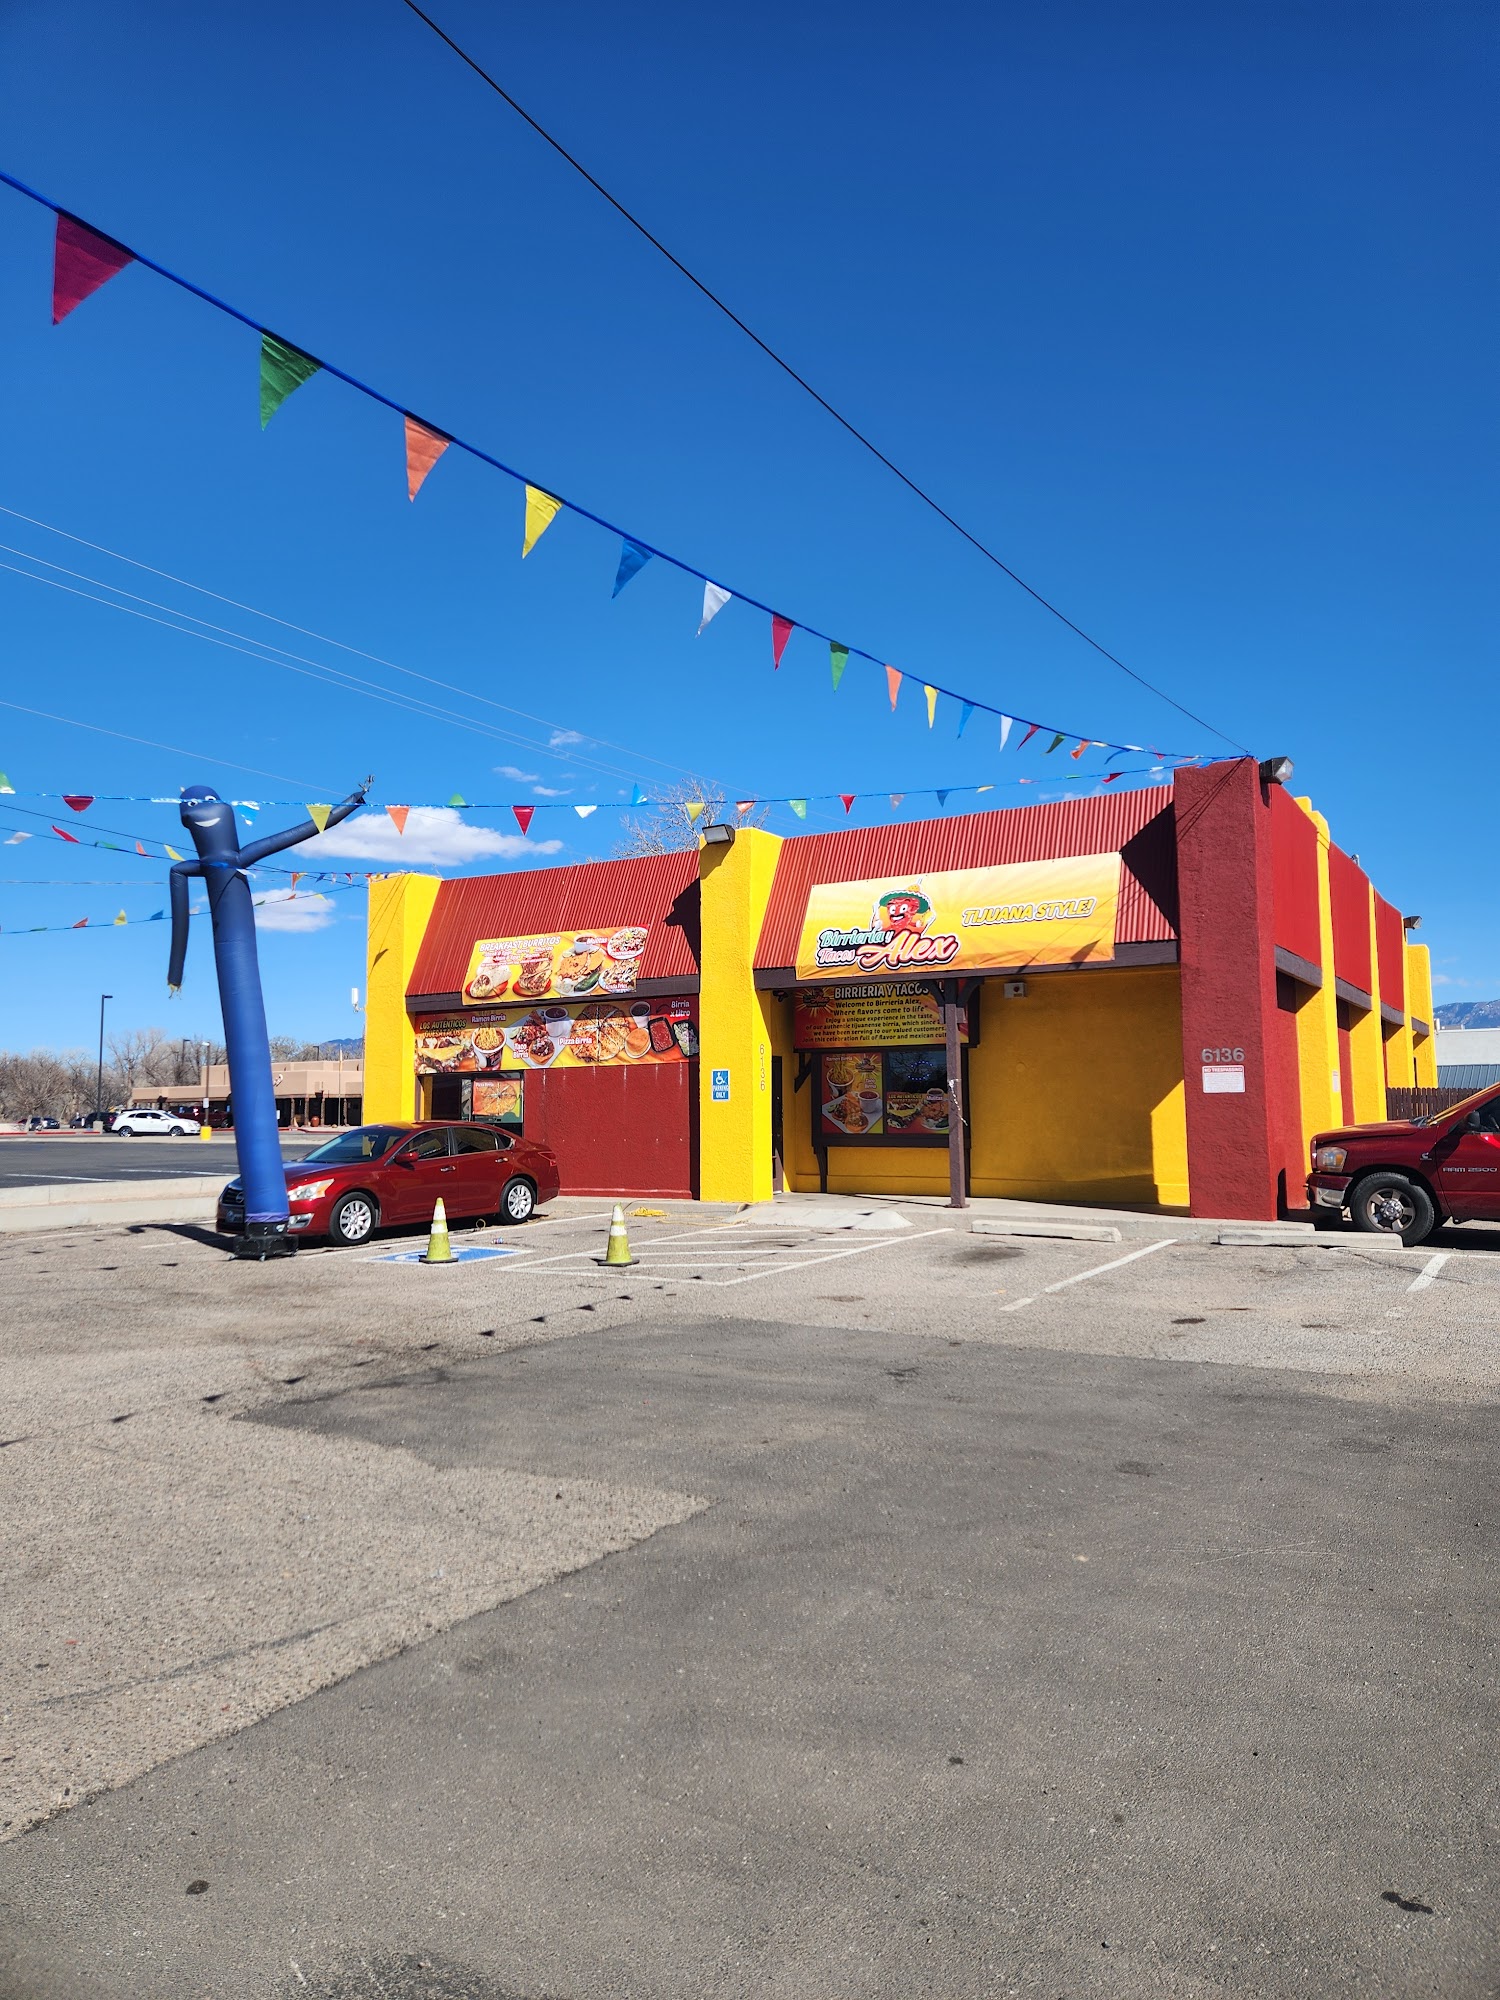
top-left (130, 1057), bottom-right (363, 1127)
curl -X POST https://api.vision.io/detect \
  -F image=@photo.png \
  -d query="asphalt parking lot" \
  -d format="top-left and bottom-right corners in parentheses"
top-left (0, 1134), bottom-right (321, 1189)
top-left (1, 1200), bottom-right (1497, 1998)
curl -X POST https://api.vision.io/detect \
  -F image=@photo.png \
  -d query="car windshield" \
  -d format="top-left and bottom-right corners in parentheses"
top-left (300, 1125), bottom-right (408, 1163)
top-left (1412, 1087), bottom-right (1500, 1130)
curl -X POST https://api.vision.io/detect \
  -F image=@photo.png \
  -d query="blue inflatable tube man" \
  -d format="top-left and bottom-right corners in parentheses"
top-left (168, 783), bottom-right (366, 1258)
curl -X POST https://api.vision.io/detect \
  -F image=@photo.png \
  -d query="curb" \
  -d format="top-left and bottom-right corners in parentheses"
top-left (0, 1175), bottom-right (222, 1236)
top-left (971, 1219), bottom-right (1123, 1244)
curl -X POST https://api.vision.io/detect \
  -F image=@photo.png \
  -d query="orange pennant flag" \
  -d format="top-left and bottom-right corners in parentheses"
top-left (404, 415), bottom-right (450, 500)
top-left (386, 804), bottom-right (410, 835)
top-left (290, 872), bottom-right (303, 887)
top-left (885, 665), bottom-right (902, 711)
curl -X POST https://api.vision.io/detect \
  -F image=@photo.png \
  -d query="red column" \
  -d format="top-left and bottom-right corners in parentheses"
top-left (1174, 760), bottom-right (1295, 1219)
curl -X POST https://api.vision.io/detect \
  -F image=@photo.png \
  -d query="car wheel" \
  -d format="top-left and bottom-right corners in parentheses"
top-left (1349, 1172), bottom-right (1436, 1248)
top-left (328, 1192), bottom-right (378, 1246)
top-left (498, 1176), bottom-right (536, 1225)
top-left (118, 1125), bottom-right (135, 1136)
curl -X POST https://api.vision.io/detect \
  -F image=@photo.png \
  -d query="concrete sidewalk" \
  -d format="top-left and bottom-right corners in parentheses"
top-left (0, 1175), bottom-right (222, 1235)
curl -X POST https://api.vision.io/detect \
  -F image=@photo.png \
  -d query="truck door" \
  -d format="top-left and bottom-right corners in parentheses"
top-left (1430, 1095), bottom-right (1500, 1220)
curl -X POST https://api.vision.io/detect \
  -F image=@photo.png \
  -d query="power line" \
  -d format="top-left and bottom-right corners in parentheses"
top-left (394, 0), bottom-right (1249, 756)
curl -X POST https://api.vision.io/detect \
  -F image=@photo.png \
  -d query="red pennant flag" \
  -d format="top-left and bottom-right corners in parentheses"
top-left (386, 804), bottom-right (410, 835)
top-left (512, 805), bottom-right (535, 836)
top-left (885, 665), bottom-right (902, 710)
top-left (1102, 772), bottom-right (1122, 784)
top-left (51, 824), bottom-right (81, 842)
top-left (1070, 739), bottom-right (1088, 760)
top-left (62, 795), bottom-right (94, 812)
top-left (404, 416), bottom-right (450, 500)
top-left (840, 794), bottom-right (856, 813)
top-left (290, 872), bottom-right (303, 887)
top-left (771, 615), bottom-right (794, 668)
top-left (734, 799), bottom-right (755, 816)
top-left (1018, 723), bottom-right (1042, 749)
top-left (52, 214), bottom-right (135, 325)
top-left (135, 840), bottom-right (147, 856)
top-left (72, 916), bottom-right (88, 928)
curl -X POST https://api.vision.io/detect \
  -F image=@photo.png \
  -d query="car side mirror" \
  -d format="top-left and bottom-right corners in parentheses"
top-left (396, 1153), bottom-right (416, 1169)
top-left (1466, 1109), bottom-right (1485, 1132)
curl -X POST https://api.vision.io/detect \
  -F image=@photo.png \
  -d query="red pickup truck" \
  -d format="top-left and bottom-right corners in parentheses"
top-left (1307, 1088), bottom-right (1500, 1245)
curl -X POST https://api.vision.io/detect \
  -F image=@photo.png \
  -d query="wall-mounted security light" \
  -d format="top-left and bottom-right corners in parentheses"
top-left (699, 822), bottom-right (736, 846)
top-left (1402, 914), bottom-right (1422, 931)
top-left (1257, 756), bottom-right (1294, 785)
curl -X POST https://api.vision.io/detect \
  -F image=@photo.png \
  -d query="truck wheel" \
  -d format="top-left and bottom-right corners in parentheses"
top-left (1349, 1172), bottom-right (1436, 1247)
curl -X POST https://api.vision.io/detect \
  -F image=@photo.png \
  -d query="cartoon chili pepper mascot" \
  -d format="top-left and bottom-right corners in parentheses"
top-left (167, 783), bottom-right (367, 1259)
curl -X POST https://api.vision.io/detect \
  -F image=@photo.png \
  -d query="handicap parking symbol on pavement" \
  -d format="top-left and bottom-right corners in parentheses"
top-left (365, 1244), bottom-right (522, 1265)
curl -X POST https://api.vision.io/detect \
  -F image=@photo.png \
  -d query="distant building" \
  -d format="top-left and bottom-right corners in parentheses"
top-left (130, 1056), bottom-right (362, 1128)
top-left (1434, 1026), bottom-right (1500, 1092)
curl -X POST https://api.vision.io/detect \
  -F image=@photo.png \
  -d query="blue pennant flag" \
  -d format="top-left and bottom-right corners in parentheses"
top-left (149, 910), bottom-right (163, 921)
top-left (957, 702), bottom-right (975, 738)
top-left (630, 784), bottom-right (646, 806)
top-left (612, 539), bottom-right (654, 598)
top-left (936, 790), bottom-right (950, 807)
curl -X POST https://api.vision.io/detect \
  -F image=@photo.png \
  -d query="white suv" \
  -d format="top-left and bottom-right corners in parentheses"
top-left (113, 1108), bottom-right (199, 1137)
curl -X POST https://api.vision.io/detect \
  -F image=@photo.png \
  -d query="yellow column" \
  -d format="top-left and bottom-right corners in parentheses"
top-left (1346, 884), bottom-right (1386, 1122)
top-left (1293, 800), bottom-right (1342, 1150)
top-left (363, 873), bottom-right (440, 1121)
top-left (1407, 943), bottom-right (1437, 1086)
top-left (697, 827), bottom-right (783, 1204)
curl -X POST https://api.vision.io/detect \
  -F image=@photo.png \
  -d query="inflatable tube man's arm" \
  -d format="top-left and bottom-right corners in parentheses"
top-left (238, 787), bottom-right (367, 868)
top-left (166, 858), bottom-right (204, 992)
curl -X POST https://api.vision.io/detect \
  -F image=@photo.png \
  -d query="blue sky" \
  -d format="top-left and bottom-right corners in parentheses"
top-left (0, 0), bottom-right (1492, 1051)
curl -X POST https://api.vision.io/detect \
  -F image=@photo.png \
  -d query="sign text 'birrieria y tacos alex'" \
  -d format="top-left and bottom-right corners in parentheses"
top-left (794, 853), bottom-right (1123, 980)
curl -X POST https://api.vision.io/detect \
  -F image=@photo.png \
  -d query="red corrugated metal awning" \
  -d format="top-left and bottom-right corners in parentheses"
top-left (754, 790), bottom-right (1178, 969)
top-left (408, 852), bottom-right (701, 1000)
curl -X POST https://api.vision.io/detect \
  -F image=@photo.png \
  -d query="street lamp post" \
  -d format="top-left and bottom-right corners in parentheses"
top-left (95, 993), bottom-right (113, 1123)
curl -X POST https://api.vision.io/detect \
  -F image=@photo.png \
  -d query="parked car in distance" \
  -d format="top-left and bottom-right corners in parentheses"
top-left (215, 1121), bottom-right (561, 1247)
top-left (71, 1112), bottom-right (113, 1130)
top-left (1308, 1085), bottom-right (1500, 1246)
top-left (113, 1107), bottom-right (199, 1137)
top-left (22, 1115), bottom-right (61, 1130)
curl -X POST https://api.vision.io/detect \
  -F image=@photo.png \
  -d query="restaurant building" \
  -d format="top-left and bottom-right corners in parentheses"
top-left (362, 759), bottom-right (1435, 1220)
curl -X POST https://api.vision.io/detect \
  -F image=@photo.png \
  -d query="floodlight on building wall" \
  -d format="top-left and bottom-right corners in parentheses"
top-left (699, 822), bottom-right (736, 846)
top-left (1402, 914), bottom-right (1422, 931)
top-left (1257, 756), bottom-right (1295, 785)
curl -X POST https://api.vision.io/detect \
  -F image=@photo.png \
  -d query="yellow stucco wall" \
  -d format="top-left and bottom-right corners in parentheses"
top-left (1292, 801), bottom-right (1342, 1153)
top-left (363, 873), bottom-right (440, 1122)
top-left (1345, 884), bottom-right (1387, 1123)
top-left (784, 965), bottom-right (1187, 1207)
top-left (697, 828), bottom-right (783, 1204)
top-left (1407, 943), bottom-right (1437, 1086)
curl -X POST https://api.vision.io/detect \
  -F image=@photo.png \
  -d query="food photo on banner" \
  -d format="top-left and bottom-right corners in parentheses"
top-left (461, 926), bottom-right (651, 1004)
top-left (414, 998), bottom-right (697, 1074)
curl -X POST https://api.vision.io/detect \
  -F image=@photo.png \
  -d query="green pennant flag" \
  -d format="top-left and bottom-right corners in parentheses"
top-left (260, 332), bottom-right (322, 428)
top-left (1045, 732), bottom-right (1066, 754)
top-left (447, 792), bottom-right (467, 808)
top-left (0, 772), bottom-right (13, 793)
top-left (788, 798), bottom-right (808, 819)
top-left (830, 642), bottom-right (849, 691)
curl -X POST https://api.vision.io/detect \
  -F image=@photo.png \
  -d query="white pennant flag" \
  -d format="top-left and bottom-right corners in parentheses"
top-left (573, 804), bottom-right (597, 818)
top-left (999, 715), bottom-right (1013, 750)
top-left (698, 582), bottom-right (731, 634)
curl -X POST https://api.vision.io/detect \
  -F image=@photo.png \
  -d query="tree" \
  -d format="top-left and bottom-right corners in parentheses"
top-left (614, 778), bottom-right (768, 857)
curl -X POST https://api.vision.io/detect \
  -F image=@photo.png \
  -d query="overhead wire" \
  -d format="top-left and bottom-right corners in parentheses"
top-left (394, 0), bottom-right (1250, 756)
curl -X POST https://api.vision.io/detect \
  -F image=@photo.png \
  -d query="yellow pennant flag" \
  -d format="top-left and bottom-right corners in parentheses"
top-left (522, 485), bottom-right (563, 556)
top-left (165, 844), bottom-right (183, 861)
top-left (684, 800), bottom-right (706, 824)
top-left (307, 803), bottom-right (332, 833)
top-left (924, 684), bottom-right (938, 728)
top-left (113, 909), bottom-right (127, 926)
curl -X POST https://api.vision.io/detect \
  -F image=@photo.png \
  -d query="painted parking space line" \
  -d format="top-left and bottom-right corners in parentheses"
top-left (996, 1237), bottom-right (1178, 1314)
top-left (488, 1222), bottom-right (950, 1287)
top-left (1407, 1251), bottom-right (1450, 1293)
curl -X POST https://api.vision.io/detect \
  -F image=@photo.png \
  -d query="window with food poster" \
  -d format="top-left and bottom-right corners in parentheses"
top-left (818, 1047), bottom-right (952, 1146)
top-left (460, 926), bottom-right (651, 1005)
top-left (413, 997), bottom-right (697, 1074)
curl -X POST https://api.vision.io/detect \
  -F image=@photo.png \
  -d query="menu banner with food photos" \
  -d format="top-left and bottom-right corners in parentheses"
top-left (461, 925), bottom-right (651, 1005)
top-left (414, 998), bottom-right (696, 1073)
top-left (793, 981), bottom-right (969, 1050)
top-left (471, 1076), bottom-right (523, 1125)
top-left (794, 853), bottom-right (1121, 980)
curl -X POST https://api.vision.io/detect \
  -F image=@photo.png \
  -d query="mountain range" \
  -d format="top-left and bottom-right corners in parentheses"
top-left (1434, 1000), bottom-right (1500, 1029)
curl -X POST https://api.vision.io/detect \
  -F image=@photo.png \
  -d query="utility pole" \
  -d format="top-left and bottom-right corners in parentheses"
top-left (95, 994), bottom-right (113, 1123)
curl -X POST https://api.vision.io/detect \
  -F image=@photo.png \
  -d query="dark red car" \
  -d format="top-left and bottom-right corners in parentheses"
top-left (215, 1121), bottom-right (561, 1247)
top-left (1307, 1085), bottom-right (1500, 1246)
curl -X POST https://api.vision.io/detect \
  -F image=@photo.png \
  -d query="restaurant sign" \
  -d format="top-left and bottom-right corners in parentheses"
top-left (460, 925), bottom-right (649, 1005)
top-left (794, 853), bottom-right (1121, 981)
top-left (415, 998), bottom-right (696, 1073)
top-left (793, 982), bottom-right (968, 1050)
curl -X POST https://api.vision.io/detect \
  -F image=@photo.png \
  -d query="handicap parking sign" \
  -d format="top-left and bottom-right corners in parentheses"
top-left (711, 1068), bottom-right (731, 1102)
